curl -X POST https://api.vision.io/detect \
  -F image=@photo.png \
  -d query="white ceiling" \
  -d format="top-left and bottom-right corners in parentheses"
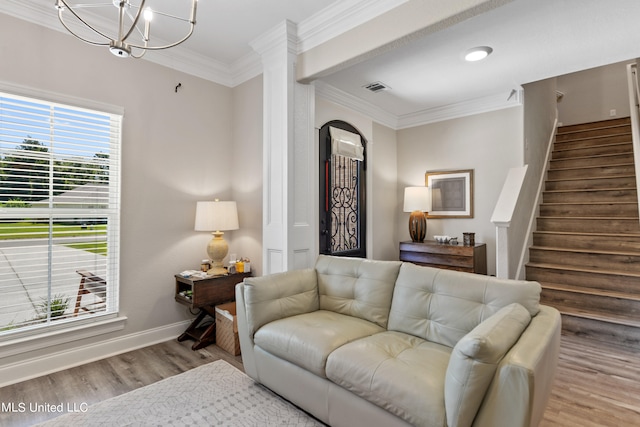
top-left (321, 0), bottom-right (640, 119)
top-left (4, 0), bottom-right (640, 127)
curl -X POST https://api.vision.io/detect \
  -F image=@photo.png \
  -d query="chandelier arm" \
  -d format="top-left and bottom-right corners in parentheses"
top-left (121, 0), bottom-right (146, 43)
top-left (57, 4), bottom-right (110, 46)
top-left (64, 3), bottom-right (113, 8)
top-left (58, 0), bottom-right (114, 44)
top-left (123, 5), bottom-right (144, 40)
top-left (129, 49), bottom-right (147, 59)
top-left (127, 24), bottom-right (194, 51)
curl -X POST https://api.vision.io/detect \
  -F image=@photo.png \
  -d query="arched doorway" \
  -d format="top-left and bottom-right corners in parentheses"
top-left (318, 120), bottom-right (367, 258)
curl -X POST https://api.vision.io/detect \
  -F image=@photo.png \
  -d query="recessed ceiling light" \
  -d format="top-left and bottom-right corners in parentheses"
top-left (464, 46), bottom-right (493, 62)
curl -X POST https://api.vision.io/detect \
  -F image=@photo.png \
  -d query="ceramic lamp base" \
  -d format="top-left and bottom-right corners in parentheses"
top-left (206, 231), bottom-right (229, 275)
top-left (409, 211), bottom-right (427, 242)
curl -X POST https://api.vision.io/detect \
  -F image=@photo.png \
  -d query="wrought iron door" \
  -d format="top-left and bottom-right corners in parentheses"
top-left (319, 121), bottom-right (366, 258)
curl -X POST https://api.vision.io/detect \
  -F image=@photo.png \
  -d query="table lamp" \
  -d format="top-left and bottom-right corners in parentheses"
top-left (403, 187), bottom-right (430, 242)
top-left (195, 200), bottom-right (239, 276)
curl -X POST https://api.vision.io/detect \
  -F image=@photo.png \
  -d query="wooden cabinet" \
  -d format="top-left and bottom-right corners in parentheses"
top-left (175, 272), bottom-right (250, 309)
top-left (399, 240), bottom-right (487, 274)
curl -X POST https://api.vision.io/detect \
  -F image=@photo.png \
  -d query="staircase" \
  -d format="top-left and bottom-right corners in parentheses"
top-left (525, 117), bottom-right (640, 348)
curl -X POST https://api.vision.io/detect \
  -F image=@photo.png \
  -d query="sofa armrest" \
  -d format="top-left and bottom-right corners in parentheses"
top-left (235, 281), bottom-right (258, 379)
top-left (241, 269), bottom-right (319, 336)
top-left (236, 269), bottom-right (319, 380)
top-left (472, 305), bottom-right (561, 427)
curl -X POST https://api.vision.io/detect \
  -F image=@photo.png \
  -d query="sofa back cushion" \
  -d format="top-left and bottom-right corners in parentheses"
top-left (388, 263), bottom-right (540, 348)
top-left (444, 303), bottom-right (532, 427)
top-left (316, 255), bottom-right (402, 328)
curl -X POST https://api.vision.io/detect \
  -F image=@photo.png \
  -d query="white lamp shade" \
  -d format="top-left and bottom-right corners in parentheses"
top-left (403, 187), bottom-right (431, 212)
top-left (194, 200), bottom-right (239, 231)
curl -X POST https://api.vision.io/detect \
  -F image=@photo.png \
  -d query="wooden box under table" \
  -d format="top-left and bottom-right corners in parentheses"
top-left (399, 240), bottom-right (487, 274)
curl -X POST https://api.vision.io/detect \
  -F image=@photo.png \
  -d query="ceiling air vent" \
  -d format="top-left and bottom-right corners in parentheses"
top-left (363, 81), bottom-right (390, 93)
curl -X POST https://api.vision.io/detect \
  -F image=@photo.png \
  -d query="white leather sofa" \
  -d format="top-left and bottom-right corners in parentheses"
top-left (235, 255), bottom-right (561, 427)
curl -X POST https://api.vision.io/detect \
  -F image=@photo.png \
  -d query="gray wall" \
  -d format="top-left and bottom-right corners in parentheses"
top-left (511, 78), bottom-right (558, 278)
top-left (0, 13), bottom-right (255, 373)
top-left (231, 75), bottom-right (264, 275)
top-left (396, 107), bottom-right (524, 276)
top-left (557, 61), bottom-right (632, 126)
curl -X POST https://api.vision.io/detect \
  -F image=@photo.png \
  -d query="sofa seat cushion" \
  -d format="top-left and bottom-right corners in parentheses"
top-left (253, 310), bottom-right (384, 378)
top-left (326, 331), bottom-right (451, 427)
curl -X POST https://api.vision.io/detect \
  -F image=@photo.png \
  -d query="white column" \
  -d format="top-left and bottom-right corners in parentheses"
top-left (252, 20), bottom-right (316, 274)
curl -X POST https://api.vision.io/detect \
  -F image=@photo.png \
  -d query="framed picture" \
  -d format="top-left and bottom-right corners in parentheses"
top-left (425, 169), bottom-right (473, 218)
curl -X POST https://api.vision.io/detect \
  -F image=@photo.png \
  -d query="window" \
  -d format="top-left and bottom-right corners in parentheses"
top-left (319, 121), bottom-right (366, 258)
top-left (0, 91), bottom-right (121, 339)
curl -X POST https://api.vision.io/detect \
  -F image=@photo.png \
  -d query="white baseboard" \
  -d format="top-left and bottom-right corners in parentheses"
top-left (0, 320), bottom-right (191, 388)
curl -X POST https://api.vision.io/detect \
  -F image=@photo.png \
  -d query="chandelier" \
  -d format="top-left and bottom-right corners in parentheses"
top-left (55, 0), bottom-right (198, 58)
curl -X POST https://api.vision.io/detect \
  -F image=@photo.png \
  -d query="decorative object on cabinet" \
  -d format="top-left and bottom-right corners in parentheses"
top-left (463, 232), bottom-right (475, 246)
top-left (55, 0), bottom-right (198, 59)
top-left (403, 186), bottom-right (431, 242)
top-left (194, 200), bottom-right (239, 276)
top-left (426, 169), bottom-right (474, 218)
top-left (399, 240), bottom-right (487, 274)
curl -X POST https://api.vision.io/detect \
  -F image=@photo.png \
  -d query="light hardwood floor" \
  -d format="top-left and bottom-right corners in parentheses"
top-left (0, 334), bottom-right (638, 426)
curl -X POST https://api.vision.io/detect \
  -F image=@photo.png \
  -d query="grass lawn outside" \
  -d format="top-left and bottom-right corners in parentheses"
top-left (0, 222), bottom-right (107, 240)
top-left (0, 222), bottom-right (107, 255)
top-left (65, 241), bottom-right (107, 255)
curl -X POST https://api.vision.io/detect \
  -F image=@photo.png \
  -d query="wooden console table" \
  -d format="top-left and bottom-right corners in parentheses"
top-left (175, 272), bottom-right (251, 350)
top-left (399, 240), bottom-right (487, 274)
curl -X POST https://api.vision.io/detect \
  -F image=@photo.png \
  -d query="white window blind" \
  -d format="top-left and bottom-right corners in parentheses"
top-left (329, 126), bottom-right (364, 161)
top-left (0, 91), bottom-right (121, 338)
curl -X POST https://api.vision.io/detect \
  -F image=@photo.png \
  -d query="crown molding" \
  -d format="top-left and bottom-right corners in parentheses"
top-left (314, 81), bottom-right (524, 130)
top-left (314, 81), bottom-right (398, 129)
top-left (143, 48), bottom-right (235, 87)
top-left (2, 0), bottom-right (59, 30)
top-left (230, 52), bottom-right (263, 87)
top-left (296, 0), bottom-right (409, 54)
top-left (396, 89), bottom-right (524, 129)
top-left (250, 20), bottom-right (298, 58)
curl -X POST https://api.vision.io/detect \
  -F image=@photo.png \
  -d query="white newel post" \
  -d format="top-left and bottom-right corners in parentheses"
top-left (491, 165), bottom-right (528, 279)
top-left (252, 20), bottom-right (316, 274)
top-left (494, 223), bottom-right (510, 279)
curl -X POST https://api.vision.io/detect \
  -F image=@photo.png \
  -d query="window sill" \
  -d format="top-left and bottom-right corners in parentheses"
top-left (0, 315), bottom-right (127, 359)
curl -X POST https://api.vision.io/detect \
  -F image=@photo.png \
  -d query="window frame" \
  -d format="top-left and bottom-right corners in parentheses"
top-left (0, 83), bottom-right (124, 350)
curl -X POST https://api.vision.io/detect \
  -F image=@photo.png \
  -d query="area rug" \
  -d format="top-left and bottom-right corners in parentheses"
top-left (35, 360), bottom-right (325, 426)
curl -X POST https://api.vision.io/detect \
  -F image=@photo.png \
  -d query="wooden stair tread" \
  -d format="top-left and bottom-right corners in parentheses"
top-left (555, 134), bottom-right (632, 144)
top-left (554, 141), bottom-right (632, 151)
top-left (526, 261), bottom-right (640, 278)
top-left (546, 175), bottom-right (636, 183)
top-left (543, 188), bottom-right (637, 193)
top-left (541, 201), bottom-right (637, 205)
top-left (534, 230), bottom-right (640, 237)
top-left (540, 281), bottom-right (640, 302)
top-left (530, 245), bottom-right (640, 257)
top-left (550, 152), bottom-right (633, 161)
top-left (557, 118), bottom-right (631, 133)
top-left (550, 305), bottom-right (640, 329)
top-left (548, 162), bottom-right (634, 172)
top-left (537, 215), bottom-right (640, 220)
